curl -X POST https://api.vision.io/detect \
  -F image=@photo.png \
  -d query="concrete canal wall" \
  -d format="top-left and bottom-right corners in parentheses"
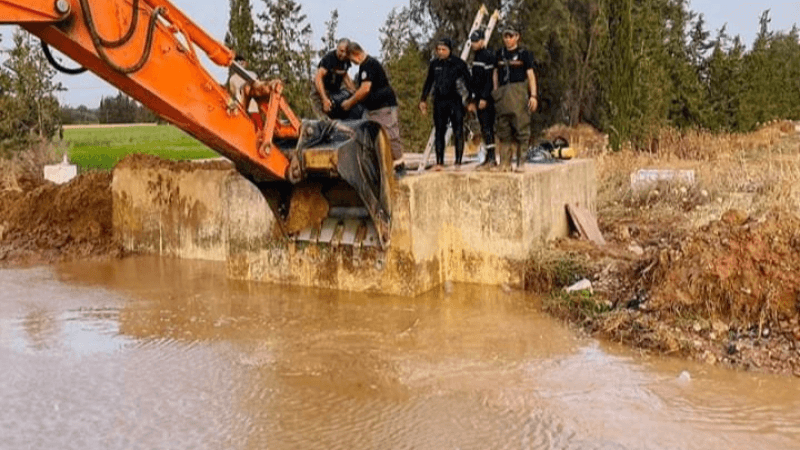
top-left (113, 158), bottom-right (596, 297)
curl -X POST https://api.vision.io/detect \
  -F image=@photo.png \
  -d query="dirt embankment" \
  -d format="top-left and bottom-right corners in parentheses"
top-left (0, 168), bottom-right (119, 267)
top-left (531, 122), bottom-right (800, 377)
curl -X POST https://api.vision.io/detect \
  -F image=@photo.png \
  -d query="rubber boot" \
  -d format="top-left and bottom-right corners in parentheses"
top-left (498, 142), bottom-right (512, 172)
top-left (477, 144), bottom-right (496, 171)
top-left (513, 142), bottom-right (524, 172)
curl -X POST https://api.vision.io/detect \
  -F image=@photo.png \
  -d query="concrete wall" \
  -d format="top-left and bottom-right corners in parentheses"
top-left (113, 159), bottom-right (596, 297)
top-left (113, 161), bottom-right (232, 261)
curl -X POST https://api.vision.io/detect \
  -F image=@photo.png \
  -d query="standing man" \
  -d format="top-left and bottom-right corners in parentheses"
top-left (227, 55), bottom-right (263, 129)
top-left (341, 41), bottom-right (405, 175)
top-left (493, 24), bottom-right (538, 172)
top-left (312, 38), bottom-right (362, 120)
top-left (466, 29), bottom-right (497, 169)
top-left (418, 38), bottom-right (471, 170)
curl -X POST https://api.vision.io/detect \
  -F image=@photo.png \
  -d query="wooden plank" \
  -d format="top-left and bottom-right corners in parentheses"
top-left (566, 204), bottom-right (606, 246)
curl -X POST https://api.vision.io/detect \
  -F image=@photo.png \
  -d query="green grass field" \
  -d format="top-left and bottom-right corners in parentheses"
top-left (63, 124), bottom-right (218, 171)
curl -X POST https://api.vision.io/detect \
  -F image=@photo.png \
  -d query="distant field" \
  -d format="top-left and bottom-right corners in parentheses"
top-left (63, 124), bottom-right (217, 171)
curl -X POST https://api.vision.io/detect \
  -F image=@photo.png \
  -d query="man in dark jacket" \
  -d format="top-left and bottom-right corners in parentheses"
top-left (418, 38), bottom-right (471, 170)
top-left (466, 29), bottom-right (497, 169)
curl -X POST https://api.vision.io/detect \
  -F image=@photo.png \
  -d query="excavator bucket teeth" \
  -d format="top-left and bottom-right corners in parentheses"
top-left (334, 120), bottom-right (393, 248)
top-left (257, 119), bottom-right (394, 249)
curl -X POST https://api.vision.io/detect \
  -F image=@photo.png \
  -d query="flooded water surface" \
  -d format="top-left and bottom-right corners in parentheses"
top-left (2, 256), bottom-right (799, 449)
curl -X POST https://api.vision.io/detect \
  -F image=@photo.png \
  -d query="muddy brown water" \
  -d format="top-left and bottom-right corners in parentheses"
top-left (1, 256), bottom-right (799, 450)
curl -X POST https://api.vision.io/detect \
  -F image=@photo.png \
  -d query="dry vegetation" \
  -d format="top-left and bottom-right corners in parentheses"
top-left (530, 120), bottom-right (800, 376)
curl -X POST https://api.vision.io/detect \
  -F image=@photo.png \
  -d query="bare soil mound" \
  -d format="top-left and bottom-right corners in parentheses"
top-left (0, 171), bottom-right (120, 266)
top-left (539, 208), bottom-right (800, 376)
top-left (650, 209), bottom-right (800, 326)
top-left (532, 122), bottom-right (800, 376)
top-left (115, 153), bottom-right (233, 172)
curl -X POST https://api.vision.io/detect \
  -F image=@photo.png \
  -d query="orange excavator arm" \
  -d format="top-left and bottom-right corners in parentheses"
top-left (1, 0), bottom-right (395, 248)
top-left (1, 0), bottom-right (294, 183)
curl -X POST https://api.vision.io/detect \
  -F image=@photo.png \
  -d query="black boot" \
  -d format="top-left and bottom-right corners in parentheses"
top-left (478, 144), bottom-right (496, 169)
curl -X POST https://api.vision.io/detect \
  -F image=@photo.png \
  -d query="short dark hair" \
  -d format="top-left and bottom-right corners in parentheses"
top-left (346, 41), bottom-right (364, 55)
top-left (234, 54), bottom-right (246, 62)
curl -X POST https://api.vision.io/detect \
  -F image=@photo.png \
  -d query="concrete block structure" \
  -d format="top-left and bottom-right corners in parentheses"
top-left (113, 157), bottom-right (596, 297)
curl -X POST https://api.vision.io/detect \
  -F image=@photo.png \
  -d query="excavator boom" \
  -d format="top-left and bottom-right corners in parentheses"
top-left (0, 0), bottom-right (393, 248)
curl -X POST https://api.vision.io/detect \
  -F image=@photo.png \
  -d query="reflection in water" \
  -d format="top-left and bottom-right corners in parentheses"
top-left (0, 256), bottom-right (797, 449)
top-left (21, 308), bottom-right (60, 351)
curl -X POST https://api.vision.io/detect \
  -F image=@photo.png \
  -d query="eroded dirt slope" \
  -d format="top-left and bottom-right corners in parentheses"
top-left (0, 170), bottom-right (119, 266)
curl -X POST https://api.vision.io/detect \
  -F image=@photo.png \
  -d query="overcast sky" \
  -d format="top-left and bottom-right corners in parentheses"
top-left (2, 0), bottom-right (797, 107)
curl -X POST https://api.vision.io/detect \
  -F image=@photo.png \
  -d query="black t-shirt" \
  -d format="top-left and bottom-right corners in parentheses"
top-left (318, 51), bottom-right (351, 93)
top-left (356, 56), bottom-right (397, 110)
top-left (495, 47), bottom-right (535, 86)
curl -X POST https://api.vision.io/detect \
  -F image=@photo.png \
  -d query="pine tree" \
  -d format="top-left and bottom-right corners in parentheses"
top-left (0, 30), bottom-right (63, 154)
top-left (255, 0), bottom-right (314, 116)
top-left (662, 3), bottom-right (711, 129)
top-left (599, 0), bottom-right (637, 149)
top-left (380, 7), bottom-right (417, 62)
top-left (226, 0), bottom-right (258, 61)
top-left (384, 43), bottom-right (430, 153)
top-left (319, 9), bottom-right (339, 58)
top-left (705, 27), bottom-right (745, 131)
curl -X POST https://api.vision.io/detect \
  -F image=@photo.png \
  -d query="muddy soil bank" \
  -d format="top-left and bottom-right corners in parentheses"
top-left (0, 154), bottom-right (235, 267)
top-left (530, 122), bottom-right (800, 377)
top-left (0, 168), bottom-right (119, 267)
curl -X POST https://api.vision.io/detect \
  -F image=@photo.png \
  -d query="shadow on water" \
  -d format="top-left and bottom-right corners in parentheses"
top-left (0, 255), bottom-right (798, 449)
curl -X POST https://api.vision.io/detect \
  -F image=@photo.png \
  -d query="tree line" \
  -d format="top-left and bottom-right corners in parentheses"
top-left (1, 0), bottom-right (796, 156)
top-left (0, 31), bottom-right (61, 155)
top-left (380, 0), bottom-right (800, 150)
top-left (0, 30), bottom-right (156, 155)
top-left (227, 0), bottom-right (799, 151)
top-left (61, 93), bottom-right (158, 125)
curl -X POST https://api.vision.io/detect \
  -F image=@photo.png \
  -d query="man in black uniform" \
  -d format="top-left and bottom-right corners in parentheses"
top-left (418, 38), bottom-right (471, 170)
top-left (493, 25), bottom-right (538, 172)
top-left (341, 41), bottom-right (405, 174)
top-left (312, 38), bottom-right (363, 120)
top-left (466, 29), bottom-right (497, 169)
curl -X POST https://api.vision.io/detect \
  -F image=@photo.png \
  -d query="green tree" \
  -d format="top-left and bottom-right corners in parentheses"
top-left (384, 43), bottom-right (430, 153)
top-left (60, 105), bottom-right (99, 125)
top-left (380, 6), bottom-right (426, 62)
top-left (0, 30), bottom-right (63, 154)
top-left (255, 0), bottom-right (314, 116)
top-left (662, 4), bottom-right (711, 129)
top-left (98, 91), bottom-right (138, 124)
top-left (319, 9), bottom-right (339, 58)
top-left (226, 0), bottom-right (258, 61)
top-left (407, 0), bottom-right (502, 49)
top-left (704, 27), bottom-right (745, 131)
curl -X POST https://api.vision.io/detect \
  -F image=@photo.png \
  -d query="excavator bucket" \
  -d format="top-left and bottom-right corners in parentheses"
top-left (253, 119), bottom-right (395, 249)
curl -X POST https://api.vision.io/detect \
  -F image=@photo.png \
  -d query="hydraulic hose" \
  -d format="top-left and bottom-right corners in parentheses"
top-left (80, 0), bottom-right (164, 74)
top-left (91, 0), bottom-right (142, 49)
top-left (41, 41), bottom-right (87, 75)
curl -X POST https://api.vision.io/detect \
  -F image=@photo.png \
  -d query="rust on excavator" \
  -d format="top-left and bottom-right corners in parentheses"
top-left (0, 0), bottom-right (393, 248)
